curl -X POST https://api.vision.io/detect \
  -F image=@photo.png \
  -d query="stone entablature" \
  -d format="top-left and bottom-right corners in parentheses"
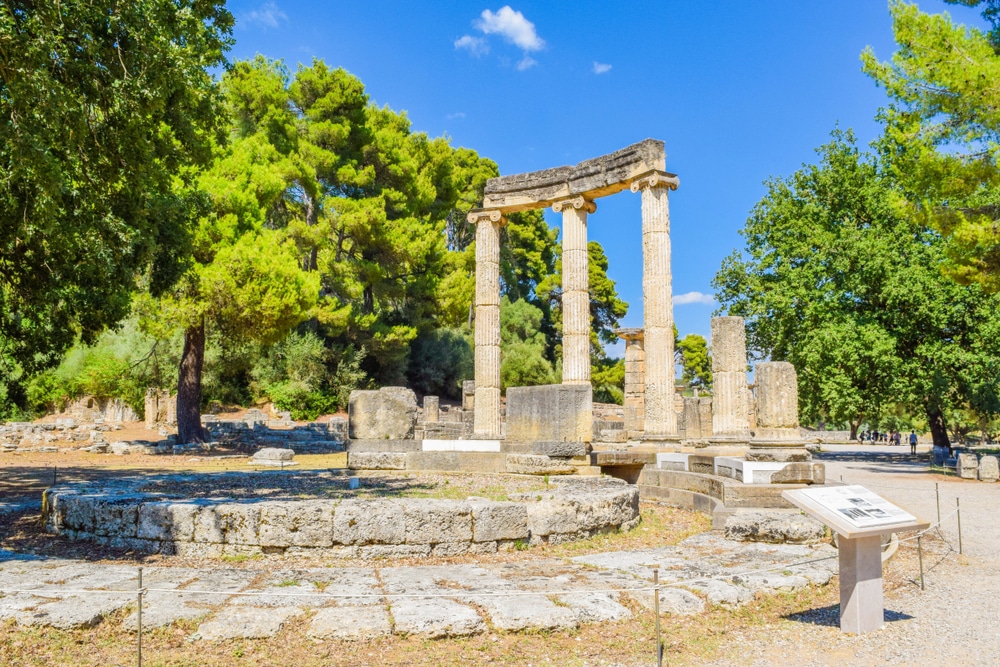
top-left (482, 139), bottom-right (667, 212)
top-left (43, 474), bottom-right (640, 557)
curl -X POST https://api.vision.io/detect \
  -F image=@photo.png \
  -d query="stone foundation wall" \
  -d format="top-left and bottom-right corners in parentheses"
top-left (43, 475), bottom-right (640, 557)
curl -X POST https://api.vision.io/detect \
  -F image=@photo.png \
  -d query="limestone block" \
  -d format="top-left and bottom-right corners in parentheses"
top-left (469, 501), bottom-right (529, 542)
top-left (403, 500), bottom-right (473, 544)
top-left (462, 380), bottom-right (476, 410)
top-left (137, 502), bottom-right (199, 542)
top-left (348, 387), bottom-right (417, 440)
top-left (978, 455), bottom-right (999, 482)
top-left (423, 396), bottom-right (440, 423)
top-left (258, 500), bottom-right (334, 548)
top-left (711, 316), bottom-right (747, 372)
top-left (957, 453), bottom-right (979, 479)
top-left (347, 451), bottom-right (408, 470)
top-left (770, 462), bottom-right (824, 485)
top-left (724, 512), bottom-right (826, 544)
top-left (91, 498), bottom-right (139, 538)
top-left (216, 503), bottom-right (261, 545)
top-left (526, 500), bottom-right (579, 539)
top-left (505, 454), bottom-right (576, 475)
top-left (529, 441), bottom-right (588, 457)
top-left (505, 384), bottom-right (593, 443)
top-left (252, 447), bottom-right (294, 462)
top-left (333, 499), bottom-right (406, 545)
top-left (58, 494), bottom-right (95, 533)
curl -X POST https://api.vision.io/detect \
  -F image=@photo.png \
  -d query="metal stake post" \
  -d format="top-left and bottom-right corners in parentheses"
top-left (956, 498), bottom-right (963, 555)
top-left (137, 567), bottom-right (143, 667)
top-left (653, 567), bottom-right (662, 667)
top-left (917, 535), bottom-right (925, 591)
top-left (52, 466), bottom-right (57, 486)
top-left (935, 483), bottom-right (940, 524)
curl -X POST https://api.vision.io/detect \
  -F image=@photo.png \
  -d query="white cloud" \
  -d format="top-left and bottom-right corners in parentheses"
top-left (446, 112), bottom-right (466, 120)
top-left (454, 35), bottom-right (488, 56)
top-left (516, 55), bottom-right (537, 71)
top-left (242, 1), bottom-right (287, 29)
top-left (593, 61), bottom-right (612, 75)
top-left (474, 6), bottom-right (544, 51)
top-left (673, 291), bottom-right (716, 306)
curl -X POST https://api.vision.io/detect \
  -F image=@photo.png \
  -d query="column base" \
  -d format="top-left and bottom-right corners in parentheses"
top-left (640, 433), bottom-right (682, 451)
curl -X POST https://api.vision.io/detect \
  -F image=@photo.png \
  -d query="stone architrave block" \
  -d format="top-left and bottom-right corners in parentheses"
top-left (770, 463), bottom-right (823, 485)
top-left (956, 453), bottom-right (979, 479)
top-left (469, 501), bottom-right (529, 542)
top-left (978, 455), bottom-right (999, 482)
top-left (348, 387), bottom-right (417, 440)
top-left (505, 384), bottom-right (593, 443)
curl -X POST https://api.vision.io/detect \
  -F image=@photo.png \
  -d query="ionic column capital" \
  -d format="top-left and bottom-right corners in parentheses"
top-left (630, 170), bottom-right (680, 193)
top-left (551, 195), bottom-right (597, 214)
top-left (467, 209), bottom-right (506, 225)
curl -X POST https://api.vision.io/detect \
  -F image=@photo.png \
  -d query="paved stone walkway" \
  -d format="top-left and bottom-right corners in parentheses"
top-left (0, 532), bottom-right (837, 640)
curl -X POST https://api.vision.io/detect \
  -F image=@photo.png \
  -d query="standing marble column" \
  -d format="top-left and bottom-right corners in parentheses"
top-left (748, 361), bottom-right (809, 461)
top-left (553, 196), bottom-right (596, 386)
top-left (468, 209), bottom-right (505, 438)
top-left (616, 328), bottom-right (645, 439)
top-left (631, 172), bottom-right (680, 442)
top-left (711, 316), bottom-right (751, 441)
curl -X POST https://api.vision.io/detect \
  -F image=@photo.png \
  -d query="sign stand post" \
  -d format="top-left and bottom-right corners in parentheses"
top-left (783, 485), bottom-right (928, 635)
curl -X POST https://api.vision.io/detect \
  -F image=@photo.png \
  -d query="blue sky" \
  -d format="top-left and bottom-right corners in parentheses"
top-left (226, 0), bottom-right (985, 355)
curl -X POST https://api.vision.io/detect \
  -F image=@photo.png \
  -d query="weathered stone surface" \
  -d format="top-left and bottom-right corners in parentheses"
top-left (347, 451), bottom-right (408, 470)
top-left (769, 462), bottom-right (823, 485)
top-left (526, 500), bottom-right (579, 540)
top-left (469, 501), bottom-right (529, 542)
top-left (616, 328), bottom-right (645, 438)
top-left (253, 447), bottom-right (294, 462)
top-left (724, 512), bottom-right (826, 544)
top-left (711, 316), bottom-right (751, 440)
top-left (258, 500), bottom-right (334, 548)
top-left (482, 139), bottom-right (665, 212)
top-left (19, 592), bottom-right (132, 629)
top-left (403, 500), bottom-right (473, 545)
top-left (957, 453), bottom-right (979, 479)
top-left (422, 396), bottom-right (439, 423)
top-left (348, 387), bottom-right (417, 440)
top-left (195, 606), bottom-right (302, 640)
top-left (505, 384), bottom-right (593, 443)
top-left (333, 499), bottom-right (406, 545)
top-left (753, 362), bottom-right (801, 442)
top-left (979, 455), bottom-right (999, 482)
top-left (505, 454), bottom-right (576, 475)
top-left (308, 606), bottom-right (392, 640)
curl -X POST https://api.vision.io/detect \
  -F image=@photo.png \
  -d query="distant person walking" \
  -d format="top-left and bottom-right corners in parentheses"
top-left (909, 430), bottom-right (918, 455)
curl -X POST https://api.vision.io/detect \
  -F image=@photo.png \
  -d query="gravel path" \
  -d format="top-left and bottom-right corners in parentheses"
top-left (693, 444), bottom-right (1000, 667)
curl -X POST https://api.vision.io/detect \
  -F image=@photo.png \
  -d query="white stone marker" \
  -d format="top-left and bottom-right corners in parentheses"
top-left (782, 485), bottom-right (928, 635)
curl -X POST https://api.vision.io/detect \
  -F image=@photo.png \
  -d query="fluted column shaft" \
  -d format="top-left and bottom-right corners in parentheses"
top-left (711, 316), bottom-right (751, 440)
top-left (469, 209), bottom-right (505, 438)
top-left (633, 172), bottom-right (680, 439)
top-left (553, 196), bottom-right (595, 385)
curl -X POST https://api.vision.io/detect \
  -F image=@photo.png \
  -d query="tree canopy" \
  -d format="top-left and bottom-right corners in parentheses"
top-left (713, 132), bottom-right (1000, 445)
top-left (0, 0), bottom-right (233, 379)
top-left (863, 0), bottom-right (1000, 292)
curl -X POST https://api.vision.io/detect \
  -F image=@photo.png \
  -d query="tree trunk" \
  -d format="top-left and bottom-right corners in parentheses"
top-left (176, 318), bottom-right (207, 444)
top-left (849, 420), bottom-right (860, 441)
top-left (926, 406), bottom-right (950, 451)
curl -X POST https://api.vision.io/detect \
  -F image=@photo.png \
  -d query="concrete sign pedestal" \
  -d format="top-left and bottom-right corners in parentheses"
top-left (783, 485), bottom-right (928, 635)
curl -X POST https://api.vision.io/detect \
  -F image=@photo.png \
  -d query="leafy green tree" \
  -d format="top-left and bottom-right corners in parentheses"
top-left (499, 296), bottom-right (555, 389)
top-left (677, 334), bottom-right (712, 388)
top-left (0, 0), bottom-right (232, 404)
top-left (863, 1), bottom-right (1000, 292)
top-left (592, 358), bottom-right (624, 404)
top-left (163, 58), bottom-right (319, 442)
top-left (406, 329), bottom-right (472, 399)
top-left (713, 132), bottom-right (1000, 446)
